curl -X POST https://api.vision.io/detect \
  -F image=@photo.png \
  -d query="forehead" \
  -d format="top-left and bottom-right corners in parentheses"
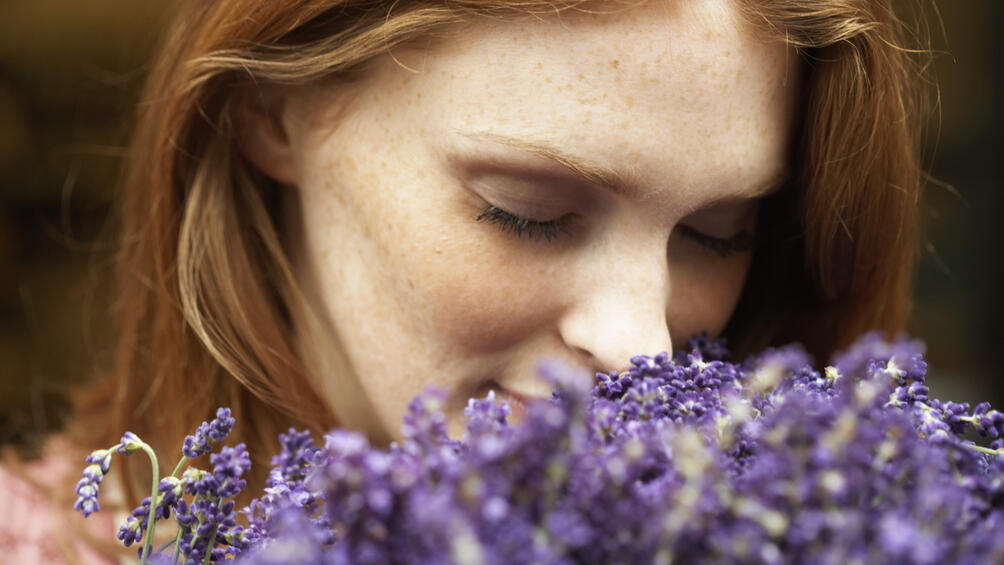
top-left (343, 0), bottom-right (799, 212)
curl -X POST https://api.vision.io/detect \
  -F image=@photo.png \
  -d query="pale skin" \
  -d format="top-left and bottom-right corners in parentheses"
top-left (239, 0), bottom-right (801, 444)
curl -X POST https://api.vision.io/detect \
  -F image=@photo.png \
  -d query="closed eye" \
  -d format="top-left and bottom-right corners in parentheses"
top-left (676, 225), bottom-right (754, 257)
top-left (474, 204), bottom-right (573, 243)
top-left (476, 203), bottom-right (754, 258)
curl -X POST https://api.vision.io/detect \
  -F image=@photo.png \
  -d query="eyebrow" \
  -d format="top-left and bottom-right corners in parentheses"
top-left (455, 130), bottom-right (790, 203)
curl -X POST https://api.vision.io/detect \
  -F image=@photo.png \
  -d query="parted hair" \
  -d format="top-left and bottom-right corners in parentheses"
top-left (68, 0), bottom-right (935, 532)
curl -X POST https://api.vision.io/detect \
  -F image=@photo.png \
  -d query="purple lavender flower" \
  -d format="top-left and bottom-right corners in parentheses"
top-left (832, 330), bottom-right (927, 384)
top-left (973, 402), bottom-right (1004, 438)
top-left (166, 445), bottom-right (251, 563)
top-left (117, 497), bottom-right (152, 547)
top-left (230, 506), bottom-right (332, 564)
top-left (157, 476), bottom-right (183, 517)
top-left (669, 331), bottom-right (730, 364)
top-left (118, 431), bottom-right (144, 454)
top-left (271, 428), bottom-right (319, 485)
top-left (73, 449), bottom-right (113, 517)
top-left (183, 408), bottom-right (236, 459)
top-left (212, 443), bottom-right (251, 498)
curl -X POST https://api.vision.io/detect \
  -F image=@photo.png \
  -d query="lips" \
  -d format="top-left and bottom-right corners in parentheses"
top-left (481, 380), bottom-right (542, 423)
top-left (496, 389), bottom-right (529, 421)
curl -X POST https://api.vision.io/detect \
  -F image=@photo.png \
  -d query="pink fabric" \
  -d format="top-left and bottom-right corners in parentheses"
top-left (0, 436), bottom-right (121, 564)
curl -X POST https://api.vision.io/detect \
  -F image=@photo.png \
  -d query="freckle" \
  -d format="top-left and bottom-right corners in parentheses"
top-left (577, 73), bottom-right (584, 80)
top-left (435, 247), bottom-right (443, 255)
top-left (408, 279), bottom-right (416, 289)
top-left (537, 61), bottom-right (543, 69)
top-left (611, 59), bottom-right (619, 68)
top-left (545, 76), bottom-right (552, 84)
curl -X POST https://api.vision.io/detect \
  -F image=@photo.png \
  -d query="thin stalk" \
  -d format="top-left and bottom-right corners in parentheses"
top-left (202, 497), bottom-right (226, 565)
top-left (969, 444), bottom-right (1004, 457)
top-left (171, 525), bottom-right (186, 564)
top-left (202, 526), bottom-right (221, 565)
top-left (154, 536), bottom-right (177, 554)
top-left (137, 443), bottom-right (161, 564)
top-left (167, 455), bottom-right (188, 563)
top-left (171, 455), bottom-right (189, 478)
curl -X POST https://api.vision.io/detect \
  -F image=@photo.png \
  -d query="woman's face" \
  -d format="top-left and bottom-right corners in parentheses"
top-left (252, 0), bottom-right (800, 443)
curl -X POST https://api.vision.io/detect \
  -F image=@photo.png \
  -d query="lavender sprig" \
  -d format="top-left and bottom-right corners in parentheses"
top-left (184, 408), bottom-right (236, 459)
top-left (74, 408), bottom-right (239, 565)
top-left (73, 448), bottom-right (113, 517)
top-left (115, 431), bottom-right (161, 563)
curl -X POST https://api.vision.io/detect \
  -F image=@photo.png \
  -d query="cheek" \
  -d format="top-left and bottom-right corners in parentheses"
top-left (397, 218), bottom-right (568, 355)
top-left (301, 145), bottom-right (563, 361)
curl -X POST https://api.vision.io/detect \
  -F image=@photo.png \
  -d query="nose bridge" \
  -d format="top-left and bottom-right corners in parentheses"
top-left (558, 236), bottom-right (673, 374)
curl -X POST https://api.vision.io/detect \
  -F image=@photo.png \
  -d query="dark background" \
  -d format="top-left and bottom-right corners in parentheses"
top-left (1, 2), bottom-right (1001, 451)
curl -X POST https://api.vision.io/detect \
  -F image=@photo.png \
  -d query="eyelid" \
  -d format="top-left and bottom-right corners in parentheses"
top-left (681, 199), bottom-right (760, 238)
top-left (468, 175), bottom-right (582, 209)
top-left (676, 225), bottom-right (755, 257)
top-left (477, 199), bottom-right (755, 256)
top-left (468, 179), bottom-right (585, 224)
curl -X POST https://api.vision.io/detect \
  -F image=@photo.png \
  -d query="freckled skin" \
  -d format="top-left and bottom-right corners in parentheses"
top-left (273, 0), bottom-right (800, 443)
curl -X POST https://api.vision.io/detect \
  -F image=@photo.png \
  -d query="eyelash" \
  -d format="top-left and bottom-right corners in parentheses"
top-left (475, 205), bottom-right (574, 243)
top-left (475, 204), bottom-right (754, 257)
top-left (676, 225), bottom-right (754, 257)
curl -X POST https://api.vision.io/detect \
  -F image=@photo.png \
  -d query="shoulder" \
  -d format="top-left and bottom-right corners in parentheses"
top-left (0, 435), bottom-right (125, 564)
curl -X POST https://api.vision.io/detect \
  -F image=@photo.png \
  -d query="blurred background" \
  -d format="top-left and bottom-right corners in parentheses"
top-left (1, 1), bottom-right (1001, 453)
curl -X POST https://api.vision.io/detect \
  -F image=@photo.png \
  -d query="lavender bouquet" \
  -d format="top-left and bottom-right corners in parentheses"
top-left (75, 333), bottom-right (1004, 564)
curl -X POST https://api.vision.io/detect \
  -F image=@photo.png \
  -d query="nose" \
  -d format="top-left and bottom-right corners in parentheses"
top-left (557, 247), bottom-right (673, 374)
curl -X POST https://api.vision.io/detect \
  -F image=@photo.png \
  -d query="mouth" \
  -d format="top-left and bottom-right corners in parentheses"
top-left (496, 389), bottom-right (529, 422)
top-left (481, 380), bottom-right (540, 423)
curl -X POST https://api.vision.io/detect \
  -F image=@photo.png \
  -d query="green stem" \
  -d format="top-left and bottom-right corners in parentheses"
top-left (165, 455), bottom-right (188, 564)
top-left (137, 442), bottom-right (161, 565)
top-left (201, 492), bottom-right (228, 565)
top-left (171, 525), bottom-right (186, 564)
top-left (202, 526), bottom-right (220, 565)
top-left (154, 536), bottom-right (177, 554)
top-left (968, 444), bottom-right (1004, 457)
top-left (171, 455), bottom-right (189, 478)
